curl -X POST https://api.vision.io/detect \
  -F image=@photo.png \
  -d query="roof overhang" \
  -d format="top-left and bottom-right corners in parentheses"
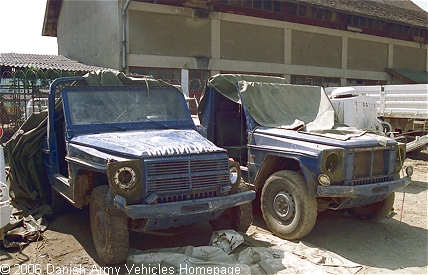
top-left (42, 0), bottom-right (63, 37)
top-left (386, 68), bottom-right (428, 84)
top-left (0, 53), bottom-right (110, 72)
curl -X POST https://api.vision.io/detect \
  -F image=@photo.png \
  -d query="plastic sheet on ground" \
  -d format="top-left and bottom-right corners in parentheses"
top-left (2, 205), bottom-right (49, 248)
top-left (126, 230), bottom-right (362, 275)
top-left (209, 230), bottom-right (244, 254)
top-left (293, 241), bottom-right (363, 275)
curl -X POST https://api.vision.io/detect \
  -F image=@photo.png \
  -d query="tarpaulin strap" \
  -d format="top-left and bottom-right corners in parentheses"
top-left (145, 78), bottom-right (150, 97)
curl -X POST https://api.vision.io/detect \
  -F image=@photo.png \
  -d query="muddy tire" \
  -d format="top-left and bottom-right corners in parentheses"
top-left (209, 181), bottom-right (253, 233)
top-left (90, 185), bottom-right (129, 264)
top-left (261, 170), bottom-right (317, 240)
top-left (347, 193), bottom-right (395, 221)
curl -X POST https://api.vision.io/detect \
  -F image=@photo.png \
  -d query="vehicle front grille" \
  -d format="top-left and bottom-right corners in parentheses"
top-left (145, 155), bottom-right (229, 196)
top-left (352, 176), bottom-right (393, 186)
top-left (346, 146), bottom-right (396, 184)
top-left (353, 149), bottom-right (386, 178)
top-left (157, 191), bottom-right (217, 204)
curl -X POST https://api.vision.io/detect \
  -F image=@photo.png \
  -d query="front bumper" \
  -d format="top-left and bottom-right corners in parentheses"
top-left (317, 176), bottom-right (412, 197)
top-left (114, 190), bottom-right (256, 219)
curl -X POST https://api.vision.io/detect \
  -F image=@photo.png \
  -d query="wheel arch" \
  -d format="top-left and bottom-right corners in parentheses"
top-left (254, 155), bottom-right (318, 196)
top-left (72, 167), bottom-right (108, 208)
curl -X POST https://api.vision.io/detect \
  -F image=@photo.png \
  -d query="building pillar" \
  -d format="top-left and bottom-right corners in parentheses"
top-left (181, 68), bottom-right (189, 97)
top-left (211, 18), bottom-right (221, 60)
top-left (388, 44), bottom-right (394, 68)
top-left (284, 29), bottom-right (292, 65)
top-left (283, 29), bottom-right (292, 82)
top-left (341, 37), bottom-right (348, 86)
top-left (210, 16), bottom-right (221, 75)
top-left (342, 37), bottom-right (348, 69)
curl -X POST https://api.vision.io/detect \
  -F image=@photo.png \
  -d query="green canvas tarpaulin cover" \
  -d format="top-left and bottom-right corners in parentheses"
top-left (2, 70), bottom-right (176, 248)
top-left (237, 81), bottom-right (335, 131)
top-left (206, 74), bottom-right (335, 132)
top-left (206, 74), bottom-right (289, 103)
top-left (203, 74), bottom-right (391, 142)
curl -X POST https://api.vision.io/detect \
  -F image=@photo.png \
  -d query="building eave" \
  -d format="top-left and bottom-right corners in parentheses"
top-left (42, 0), bottom-right (62, 37)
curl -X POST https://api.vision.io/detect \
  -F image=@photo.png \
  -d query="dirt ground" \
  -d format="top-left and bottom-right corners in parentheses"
top-left (1, 147), bottom-right (427, 275)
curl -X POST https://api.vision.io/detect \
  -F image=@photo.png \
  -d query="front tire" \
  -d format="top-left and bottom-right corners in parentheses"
top-left (90, 186), bottom-right (129, 264)
top-left (347, 193), bottom-right (395, 221)
top-left (209, 181), bottom-right (253, 233)
top-left (261, 170), bottom-right (317, 240)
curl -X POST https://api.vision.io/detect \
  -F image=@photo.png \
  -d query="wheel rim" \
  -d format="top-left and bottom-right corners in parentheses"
top-left (273, 191), bottom-right (295, 223)
top-left (94, 210), bottom-right (107, 248)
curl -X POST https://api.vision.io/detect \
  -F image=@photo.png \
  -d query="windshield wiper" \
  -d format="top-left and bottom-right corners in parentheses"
top-left (91, 121), bottom-right (126, 131)
top-left (144, 117), bottom-right (169, 129)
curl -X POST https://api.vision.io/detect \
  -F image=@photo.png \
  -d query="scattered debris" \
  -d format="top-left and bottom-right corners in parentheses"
top-left (209, 230), bottom-right (244, 254)
top-left (126, 230), bottom-right (362, 275)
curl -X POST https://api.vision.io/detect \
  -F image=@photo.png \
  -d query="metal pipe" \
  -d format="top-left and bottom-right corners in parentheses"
top-left (122, 0), bottom-right (132, 70)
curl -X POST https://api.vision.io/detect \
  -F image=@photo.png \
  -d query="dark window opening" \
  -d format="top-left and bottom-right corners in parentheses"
top-left (253, 0), bottom-right (261, 9)
top-left (346, 14), bottom-right (352, 25)
top-left (221, 0), bottom-right (282, 12)
top-left (352, 16), bottom-right (360, 26)
top-left (290, 75), bottom-right (340, 88)
top-left (360, 17), bottom-right (366, 27)
top-left (298, 5), bottom-right (305, 16)
top-left (346, 79), bottom-right (387, 86)
top-left (289, 3), bottom-right (297, 15)
top-left (264, 0), bottom-right (271, 11)
top-left (273, 1), bottom-right (281, 12)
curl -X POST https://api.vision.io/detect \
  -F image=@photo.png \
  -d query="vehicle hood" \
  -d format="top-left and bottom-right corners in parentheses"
top-left (255, 127), bottom-right (396, 148)
top-left (70, 129), bottom-right (225, 158)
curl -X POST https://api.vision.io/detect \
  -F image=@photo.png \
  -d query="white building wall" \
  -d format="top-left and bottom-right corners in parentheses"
top-left (57, 0), bottom-right (122, 70)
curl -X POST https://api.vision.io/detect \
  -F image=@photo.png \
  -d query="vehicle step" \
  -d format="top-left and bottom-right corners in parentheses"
top-left (53, 174), bottom-right (70, 186)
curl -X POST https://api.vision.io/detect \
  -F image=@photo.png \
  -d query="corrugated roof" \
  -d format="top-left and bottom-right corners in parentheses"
top-left (286, 0), bottom-right (428, 28)
top-left (0, 53), bottom-right (110, 72)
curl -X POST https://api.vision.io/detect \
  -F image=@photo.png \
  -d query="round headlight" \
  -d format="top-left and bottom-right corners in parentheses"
top-left (114, 166), bottom-right (137, 190)
top-left (325, 153), bottom-right (340, 173)
top-left (230, 166), bottom-right (239, 185)
top-left (229, 160), bottom-right (241, 189)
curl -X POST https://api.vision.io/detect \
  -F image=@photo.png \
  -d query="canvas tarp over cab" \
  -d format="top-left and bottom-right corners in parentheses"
top-left (2, 70), bottom-right (177, 248)
top-left (204, 74), bottom-right (335, 132)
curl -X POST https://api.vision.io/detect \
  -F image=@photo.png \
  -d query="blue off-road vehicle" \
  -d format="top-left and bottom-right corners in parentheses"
top-left (42, 72), bottom-right (255, 264)
top-left (198, 74), bottom-right (412, 240)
